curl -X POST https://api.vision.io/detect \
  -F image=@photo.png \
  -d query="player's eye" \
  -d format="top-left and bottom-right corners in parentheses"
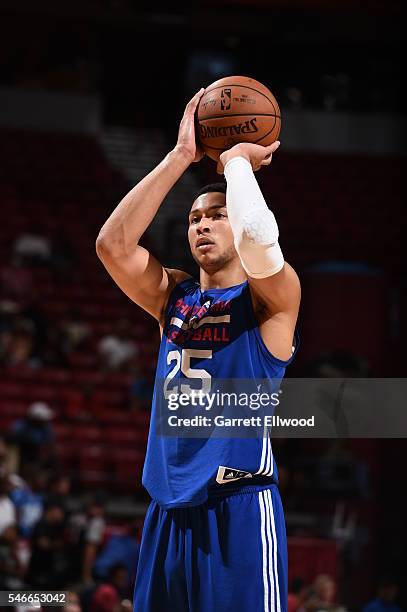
top-left (190, 216), bottom-right (200, 224)
top-left (214, 212), bottom-right (226, 219)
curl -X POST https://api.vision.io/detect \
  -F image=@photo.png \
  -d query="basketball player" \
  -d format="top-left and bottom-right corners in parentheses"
top-left (96, 88), bottom-right (301, 612)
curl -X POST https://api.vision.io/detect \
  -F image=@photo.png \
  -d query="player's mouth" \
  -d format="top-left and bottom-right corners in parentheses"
top-left (196, 238), bottom-right (215, 251)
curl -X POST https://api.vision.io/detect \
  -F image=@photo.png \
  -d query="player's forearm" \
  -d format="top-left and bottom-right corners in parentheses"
top-left (96, 145), bottom-right (191, 259)
top-left (224, 155), bottom-right (284, 278)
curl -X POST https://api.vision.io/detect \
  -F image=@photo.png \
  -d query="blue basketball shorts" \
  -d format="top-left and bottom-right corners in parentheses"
top-left (133, 483), bottom-right (288, 612)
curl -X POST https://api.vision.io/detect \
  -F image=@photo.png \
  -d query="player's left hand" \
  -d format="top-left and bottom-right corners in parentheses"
top-left (176, 88), bottom-right (206, 163)
top-left (216, 141), bottom-right (280, 174)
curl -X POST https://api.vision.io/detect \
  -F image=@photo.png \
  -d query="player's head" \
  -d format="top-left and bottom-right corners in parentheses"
top-left (188, 182), bottom-right (239, 271)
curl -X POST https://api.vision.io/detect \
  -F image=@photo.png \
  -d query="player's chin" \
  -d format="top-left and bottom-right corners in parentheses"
top-left (194, 244), bottom-right (217, 259)
top-left (192, 247), bottom-right (219, 266)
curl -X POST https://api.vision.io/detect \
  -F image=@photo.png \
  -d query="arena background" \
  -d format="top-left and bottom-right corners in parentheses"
top-left (0, 1), bottom-right (406, 610)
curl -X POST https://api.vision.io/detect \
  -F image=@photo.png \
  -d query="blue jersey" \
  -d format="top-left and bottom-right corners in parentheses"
top-left (142, 277), bottom-right (298, 509)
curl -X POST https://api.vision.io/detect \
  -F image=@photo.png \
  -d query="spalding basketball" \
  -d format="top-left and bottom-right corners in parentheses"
top-left (197, 76), bottom-right (281, 162)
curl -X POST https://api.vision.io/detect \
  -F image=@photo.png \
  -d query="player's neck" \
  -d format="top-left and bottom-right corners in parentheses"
top-left (199, 266), bottom-right (247, 292)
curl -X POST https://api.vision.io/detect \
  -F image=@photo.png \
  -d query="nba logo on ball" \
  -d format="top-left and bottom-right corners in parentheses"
top-left (220, 88), bottom-right (231, 110)
top-left (197, 76), bottom-right (281, 161)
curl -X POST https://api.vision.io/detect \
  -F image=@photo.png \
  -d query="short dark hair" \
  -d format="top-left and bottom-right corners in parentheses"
top-left (193, 182), bottom-right (226, 202)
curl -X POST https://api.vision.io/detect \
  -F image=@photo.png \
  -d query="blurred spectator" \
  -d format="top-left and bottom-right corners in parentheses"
top-left (27, 497), bottom-right (70, 588)
top-left (9, 468), bottom-right (49, 538)
top-left (8, 401), bottom-right (55, 472)
top-left (43, 474), bottom-right (73, 541)
top-left (59, 309), bottom-right (91, 356)
top-left (69, 494), bottom-right (107, 584)
top-left (118, 601), bottom-right (132, 612)
top-left (93, 522), bottom-right (140, 586)
top-left (0, 523), bottom-right (25, 589)
top-left (285, 86), bottom-right (304, 111)
top-left (63, 591), bottom-right (83, 612)
top-left (288, 576), bottom-right (309, 612)
top-left (0, 296), bottom-right (53, 367)
top-left (0, 255), bottom-right (33, 299)
top-left (0, 302), bottom-right (17, 363)
top-left (3, 326), bottom-right (39, 368)
top-left (330, 501), bottom-right (357, 552)
top-left (0, 434), bottom-right (27, 494)
top-left (63, 384), bottom-right (95, 422)
top-left (304, 574), bottom-right (346, 612)
top-left (82, 497), bottom-right (107, 584)
top-left (89, 563), bottom-right (131, 612)
top-left (13, 231), bottom-right (51, 265)
top-left (362, 577), bottom-right (401, 612)
top-left (0, 475), bottom-right (17, 536)
top-left (48, 473), bottom-right (72, 505)
top-left (0, 435), bottom-right (11, 478)
top-left (119, 599), bottom-right (133, 612)
top-left (98, 319), bottom-right (138, 371)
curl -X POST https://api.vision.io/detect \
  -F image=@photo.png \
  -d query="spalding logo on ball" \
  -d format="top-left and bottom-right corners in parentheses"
top-left (197, 76), bottom-right (281, 162)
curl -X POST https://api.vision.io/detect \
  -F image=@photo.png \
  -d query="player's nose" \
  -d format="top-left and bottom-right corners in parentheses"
top-left (196, 219), bottom-right (212, 233)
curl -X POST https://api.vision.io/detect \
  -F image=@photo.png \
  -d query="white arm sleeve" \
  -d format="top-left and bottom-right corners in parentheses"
top-left (224, 156), bottom-right (284, 279)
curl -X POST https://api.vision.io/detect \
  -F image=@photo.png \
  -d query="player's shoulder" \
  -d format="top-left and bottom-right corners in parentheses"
top-left (158, 268), bottom-right (194, 328)
top-left (164, 268), bottom-right (192, 288)
top-left (164, 268), bottom-right (195, 300)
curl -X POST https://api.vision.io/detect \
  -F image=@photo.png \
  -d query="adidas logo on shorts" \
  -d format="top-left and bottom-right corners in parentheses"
top-left (216, 466), bottom-right (253, 484)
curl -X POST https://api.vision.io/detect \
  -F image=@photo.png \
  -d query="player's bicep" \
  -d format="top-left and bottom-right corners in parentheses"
top-left (248, 261), bottom-right (301, 317)
top-left (97, 244), bottom-right (189, 321)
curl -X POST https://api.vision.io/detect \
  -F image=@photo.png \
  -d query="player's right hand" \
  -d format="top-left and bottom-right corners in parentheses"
top-left (217, 141), bottom-right (280, 174)
top-left (175, 88), bottom-right (205, 163)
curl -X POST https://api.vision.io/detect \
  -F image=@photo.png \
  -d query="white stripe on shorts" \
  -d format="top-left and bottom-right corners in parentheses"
top-left (259, 490), bottom-right (279, 611)
top-left (265, 489), bottom-right (281, 612)
top-left (258, 490), bottom-right (269, 611)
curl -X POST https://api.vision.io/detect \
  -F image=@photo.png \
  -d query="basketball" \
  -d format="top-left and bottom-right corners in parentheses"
top-left (196, 75), bottom-right (281, 162)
